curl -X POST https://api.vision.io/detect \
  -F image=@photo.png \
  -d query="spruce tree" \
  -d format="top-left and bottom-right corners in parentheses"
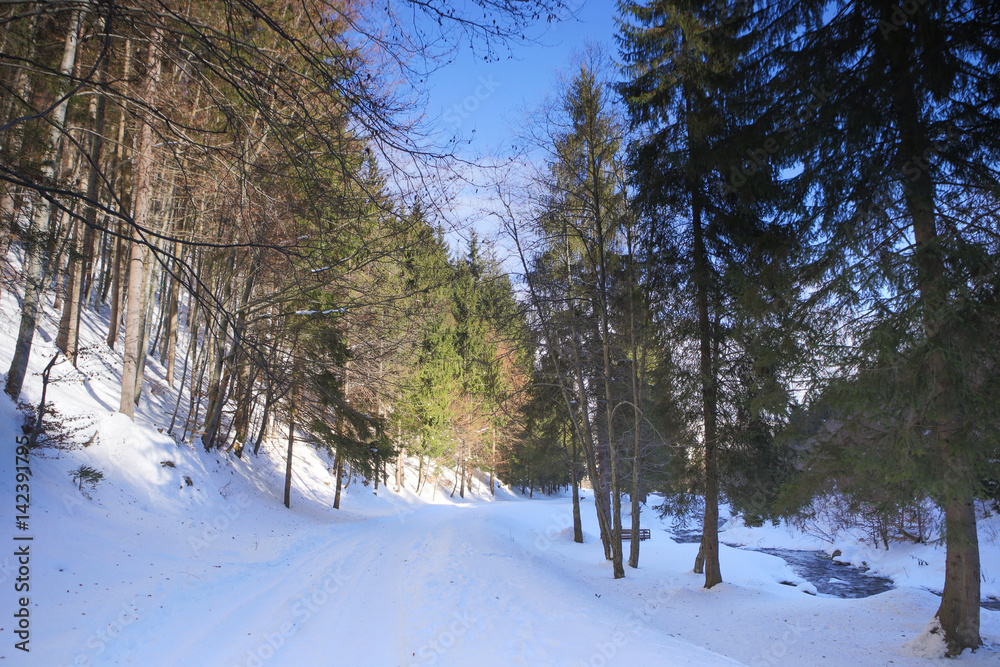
top-left (509, 51), bottom-right (656, 577)
top-left (618, 0), bottom-right (792, 589)
top-left (765, 0), bottom-right (1000, 652)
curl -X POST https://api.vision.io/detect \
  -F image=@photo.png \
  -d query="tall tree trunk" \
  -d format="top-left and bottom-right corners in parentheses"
top-left (508, 211), bottom-right (615, 561)
top-left (395, 449), bottom-right (404, 490)
top-left (105, 223), bottom-right (124, 346)
top-left (5, 7), bottom-right (86, 399)
top-left (283, 401), bottom-right (295, 509)
top-left (909, 148), bottom-right (981, 654)
top-left (571, 429), bottom-right (583, 544)
top-left (593, 179), bottom-right (625, 580)
top-left (202, 258), bottom-right (235, 441)
top-left (937, 491), bottom-right (980, 654)
top-left (333, 450), bottom-right (344, 509)
top-left (105, 39), bottom-right (132, 345)
top-left (692, 188), bottom-right (722, 589)
top-left (0, 11), bottom-right (40, 269)
top-left (202, 366), bottom-right (232, 451)
top-left (561, 218), bottom-right (616, 562)
top-left (120, 28), bottom-right (162, 419)
top-left (89, 215), bottom-right (110, 309)
top-left (626, 228), bottom-right (646, 569)
top-left (55, 222), bottom-right (83, 363)
top-left (183, 321), bottom-right (210, 442)
top-left (167, 319), bottom-right (195, 436)
top-left (489, 428), bottom-right (496, 495)
top-left (70, 10), bottom-right (111, 360)
top-left (164, 261), bottom-right (180, 385)
top-left (252, 383), bottom-right (273, 456)
top-left (567, 301), bottom-right (614, 561)
top-left (416, 453), bottom-right (425, 494)
top-left (881, 16), bottom-right (981, 649)
top-left (133, 238), bottom-right (160, 405)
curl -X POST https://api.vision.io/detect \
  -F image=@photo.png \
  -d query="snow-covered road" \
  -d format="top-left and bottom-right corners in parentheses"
top-left (80, 502), bottom-right (740, 666)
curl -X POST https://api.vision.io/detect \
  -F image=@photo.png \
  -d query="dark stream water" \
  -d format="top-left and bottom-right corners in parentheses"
top-left (666, 524), bottom-right (1000, 610)
top-left (754, 547), bottom-right (893, 598)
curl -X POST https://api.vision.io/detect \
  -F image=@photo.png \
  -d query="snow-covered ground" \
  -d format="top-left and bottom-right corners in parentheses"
top-left (0, 270), bottom-right (999, 665)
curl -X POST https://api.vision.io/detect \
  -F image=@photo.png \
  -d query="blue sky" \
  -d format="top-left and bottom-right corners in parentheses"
top-left (415, 1), bottom-right (622, 259)
top-left (424, 0), bottom-right (621, 160)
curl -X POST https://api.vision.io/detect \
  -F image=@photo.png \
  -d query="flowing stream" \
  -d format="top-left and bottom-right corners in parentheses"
top-left (669, 524), bottom-right (892, 598)
top-left (668, 523), bottom-right (1000, 610)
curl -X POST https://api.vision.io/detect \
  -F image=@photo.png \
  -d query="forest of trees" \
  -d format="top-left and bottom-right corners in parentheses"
top-left (0, 0), bottom-right (556, 503)
top-left (3, 0), bottom-right (999, 657)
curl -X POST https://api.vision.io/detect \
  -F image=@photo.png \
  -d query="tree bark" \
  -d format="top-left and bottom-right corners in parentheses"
top-left (252, 383), bottom-right (273, 456)
top-left (489, 428), bottom-right (496, 495)
top-left (70, 12), bottom-right (111, 360)
top-left (692, 182), bottom-right (722, 589)
top-left (416, 454), bottom-right (424, 494)
top-left (333, 450), bottom-right (344, 509)
top-left (626, 227), bottom-right (646, 569)
top-left (133, 238), bottom-right (160, 405)
top-left (284, 401), bottom-right (295, 509)
top-left (55, 222), bottom-right (83, 363)
top-left (167, 319), bottom-right (195, 436)
top-left (937, 492), bottom-right (980, 655)
top-left (105, 40), bottom-right (132, 346)
top-left (120, 28), bottom-right (162, 419)
top-left (395, 449), bottom-right (404, 490)
top-left (164, 262), bottom-right (180, 384)
top-left (592, 166), bottom-right (625, 579)
top-left (0, 11), bottom-right (39, 268)
top-left (106, 223), bottom-right (124, 347)
top-left (571, 430), bottom-right (583, 543)
top-left (881, 15), bottom-right (981, 649)
top-left (6, 7), bottom-right (86, 399)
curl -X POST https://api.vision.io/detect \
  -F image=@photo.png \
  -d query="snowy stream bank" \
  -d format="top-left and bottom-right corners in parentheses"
top-left (667, 523), bottom-right (893, 599)
top-left (669, 518), bottom-right (1000, 611)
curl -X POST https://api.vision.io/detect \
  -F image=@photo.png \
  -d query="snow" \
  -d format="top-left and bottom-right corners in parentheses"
top-left (0, 272), bottom-right (999, 665)
top-left (902, 619), bottom-right (950, 660)
top-left (719, 507), bottom-right (1000, 605)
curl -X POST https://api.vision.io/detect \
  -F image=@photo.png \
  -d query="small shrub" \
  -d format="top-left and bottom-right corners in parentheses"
top-left (70, 465), bottom-right (104, 498)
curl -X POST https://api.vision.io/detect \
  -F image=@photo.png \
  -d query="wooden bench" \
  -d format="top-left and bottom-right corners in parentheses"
top-left (620, 528), bottom-right (651, 541)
